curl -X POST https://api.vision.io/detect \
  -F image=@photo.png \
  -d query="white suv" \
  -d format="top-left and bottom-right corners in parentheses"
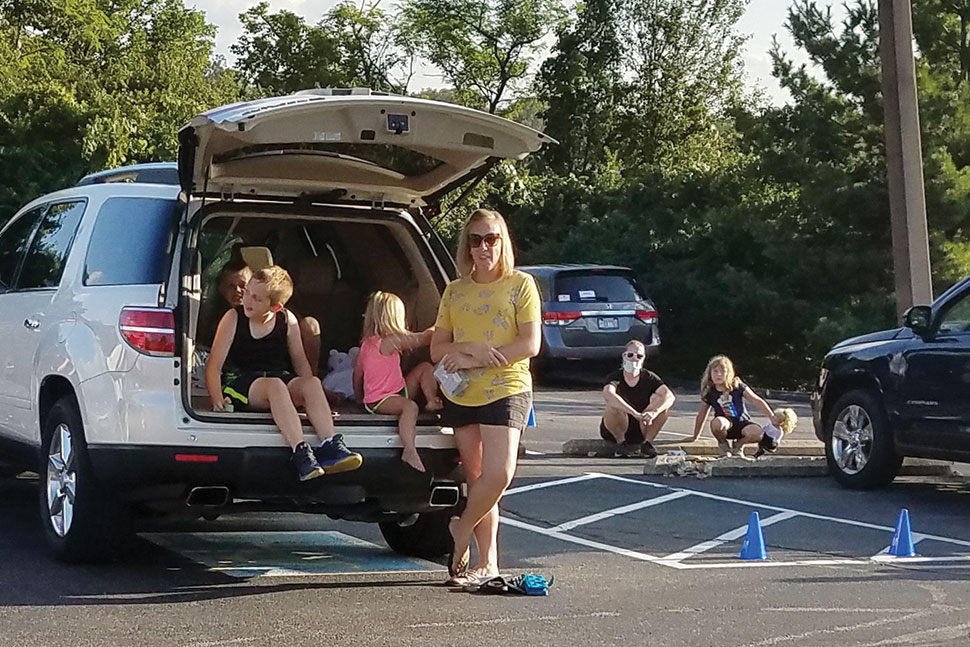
top-left (0, 89), bottom-right (553, 562)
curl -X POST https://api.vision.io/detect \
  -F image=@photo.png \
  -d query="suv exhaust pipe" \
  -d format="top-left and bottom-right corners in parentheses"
top-left (186, 486), bottom-right (230, 507)
top-left (429, 485), bottom-right (460, 507)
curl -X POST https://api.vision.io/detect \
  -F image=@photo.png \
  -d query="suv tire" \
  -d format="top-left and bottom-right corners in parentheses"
top-left (39, 396), bottom-right (129, 563)
top-left (825, 389), bottom-right (901, 489)
top-left (379, 507), bottom-right (457, 559)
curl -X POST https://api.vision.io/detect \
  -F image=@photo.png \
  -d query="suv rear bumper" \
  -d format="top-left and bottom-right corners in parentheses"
top-left (87, 444), bottom-right (463, 517)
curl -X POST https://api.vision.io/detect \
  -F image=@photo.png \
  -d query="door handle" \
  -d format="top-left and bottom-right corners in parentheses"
top-left (23, 318), bottom-right (40, 330)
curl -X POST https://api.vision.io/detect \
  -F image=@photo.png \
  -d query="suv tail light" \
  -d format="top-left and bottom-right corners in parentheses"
top-left (542, 311), bottom-right (581, 326)
top-left (120, 307), bottom-right (175, 356)
top-left (635, 309), bottom-right (658, 323)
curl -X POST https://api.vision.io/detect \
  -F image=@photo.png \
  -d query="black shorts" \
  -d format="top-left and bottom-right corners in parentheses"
top-left (725, 418), bottom-right (759, 440)
top-left (599, 416), bottom-right (645, 445)
top-left (441, 392), bottom-right (533, 432)
top-left (223, 370), bottom-right (294, 411)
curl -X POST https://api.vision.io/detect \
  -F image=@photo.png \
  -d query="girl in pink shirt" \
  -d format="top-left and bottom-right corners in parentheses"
top-left (354, 291), bottom-right (442, 472)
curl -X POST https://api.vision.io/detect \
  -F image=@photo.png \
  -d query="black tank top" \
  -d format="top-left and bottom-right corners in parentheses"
top-left (225, 307), bottom-right (293, 373)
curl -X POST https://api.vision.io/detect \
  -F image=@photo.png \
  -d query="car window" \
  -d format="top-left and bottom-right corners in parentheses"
top-left (554, 271), bottom-right (643, 303)
top-left (18, 200), bottom-right (86, 290)
top-left (0, 207), bottom-right (44, 292)
top-left (937, 289), bottom-right (970, 335)
top-left (84, 197), bottom-right (177, 286)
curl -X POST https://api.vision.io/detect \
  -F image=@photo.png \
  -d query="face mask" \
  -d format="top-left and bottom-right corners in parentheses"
top-left (622, 358), bottom-right (643, 375)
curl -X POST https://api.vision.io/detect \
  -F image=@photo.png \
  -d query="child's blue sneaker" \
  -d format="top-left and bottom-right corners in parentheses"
top-left (314, 434), bottom-right (363, 474)
top-left (291, 442), bottom-right (325, 481)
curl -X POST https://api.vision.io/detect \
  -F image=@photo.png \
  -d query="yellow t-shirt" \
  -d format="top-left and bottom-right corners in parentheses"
top-left (434, 271), bottom-right (541, 406)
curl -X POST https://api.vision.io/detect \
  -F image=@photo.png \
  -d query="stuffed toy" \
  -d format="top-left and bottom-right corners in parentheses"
top-left (322, 347), bottom-right (359, 400)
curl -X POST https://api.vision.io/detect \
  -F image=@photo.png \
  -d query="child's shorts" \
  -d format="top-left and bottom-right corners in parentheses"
top-left (725, 418), bottom-right (759, 440)
top-left (365, 387), bottom-right (409, 414)
top-left (758, 433), bottom-right (779, 453)
top-left (223, 371), bottom-right (294, 411)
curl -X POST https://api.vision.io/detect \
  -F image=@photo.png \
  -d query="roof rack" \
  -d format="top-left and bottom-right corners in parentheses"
top-left (76, 162), bottom-right (179, 187)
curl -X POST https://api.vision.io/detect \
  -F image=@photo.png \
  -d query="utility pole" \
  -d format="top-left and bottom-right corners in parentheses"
top-left (879, 0), bottom-right (933, 320)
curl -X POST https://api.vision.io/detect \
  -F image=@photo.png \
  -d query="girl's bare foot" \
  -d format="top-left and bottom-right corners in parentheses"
top-left (425, 396), bottom-right (443, 412)
top-left (402, 448), bottom-right (426, 473)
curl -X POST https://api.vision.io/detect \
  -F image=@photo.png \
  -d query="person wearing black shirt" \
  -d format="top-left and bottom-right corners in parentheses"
top-left (600, 340), bottom-right (676, 457)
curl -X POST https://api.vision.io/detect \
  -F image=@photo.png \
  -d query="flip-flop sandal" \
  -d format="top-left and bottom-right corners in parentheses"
top-left (464, 575), bottom-right (509, 594)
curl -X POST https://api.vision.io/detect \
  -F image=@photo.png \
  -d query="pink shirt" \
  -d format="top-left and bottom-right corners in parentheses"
top-left (359, 335), bottom-right (406, 404)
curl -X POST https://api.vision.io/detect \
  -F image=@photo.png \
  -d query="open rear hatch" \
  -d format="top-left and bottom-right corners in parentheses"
top-left (178, 88), bottom-right (556, 208)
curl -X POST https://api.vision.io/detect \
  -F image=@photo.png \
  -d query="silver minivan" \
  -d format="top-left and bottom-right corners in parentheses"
top-left (0, 89), bottom-right (553, 562)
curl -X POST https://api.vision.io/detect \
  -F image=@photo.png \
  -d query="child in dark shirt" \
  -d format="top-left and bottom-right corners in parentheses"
top-left (691, 355), bottom-right (775, 458)
top-left (204, 265), bottom-right (362, 481)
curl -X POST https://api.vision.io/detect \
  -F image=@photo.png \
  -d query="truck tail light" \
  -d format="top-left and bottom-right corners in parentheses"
top-left (120, 307), bottom-right (175, 356)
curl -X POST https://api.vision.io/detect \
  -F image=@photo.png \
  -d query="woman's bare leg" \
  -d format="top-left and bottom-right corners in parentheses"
top-left (453, 425), bottom-right (498, 574)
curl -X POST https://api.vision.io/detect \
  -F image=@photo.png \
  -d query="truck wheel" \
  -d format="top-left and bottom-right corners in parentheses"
top-left (379, 508), bottom-right (455, 559)
top-left (825, 389), bottom-right (901, 489)
top-left (39, 396), bottom-right (129, 562)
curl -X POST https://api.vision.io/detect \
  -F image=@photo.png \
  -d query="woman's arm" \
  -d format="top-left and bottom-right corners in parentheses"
top-left (744, 386), bottom-right (775, 418)
top-left (603, 384), bottom-right (641, 418)
top-left (205, 309), bottom-right (236, 410)
top-left (691, 402), bottom-right (712, 441)
top-left (646, 385), bottom-right (676, 416)
top-left (430, 327), bottom-right (502, 368)
top-left (495, 320), bottom-right (540, 365)
top-left (285, 310), bottom-right (314, 378)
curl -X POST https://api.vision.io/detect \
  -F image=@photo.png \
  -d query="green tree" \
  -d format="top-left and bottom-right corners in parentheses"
top-left (400, 0), bottom-right (565, 113)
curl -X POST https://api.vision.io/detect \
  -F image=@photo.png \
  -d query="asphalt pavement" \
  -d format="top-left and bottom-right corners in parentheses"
top-left (2, 386), bottom-right (970, 647)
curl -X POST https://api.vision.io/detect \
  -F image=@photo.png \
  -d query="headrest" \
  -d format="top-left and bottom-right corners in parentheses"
top-left (240, 246), bottom-right (274, 271)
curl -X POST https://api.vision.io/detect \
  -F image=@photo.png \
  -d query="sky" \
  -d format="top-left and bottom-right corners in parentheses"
top-left (190, 0), bottom-right (841, 105)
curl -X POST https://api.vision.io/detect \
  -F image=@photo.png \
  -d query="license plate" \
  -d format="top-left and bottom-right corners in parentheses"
top-left (598, 317), bottom-right (618, 330)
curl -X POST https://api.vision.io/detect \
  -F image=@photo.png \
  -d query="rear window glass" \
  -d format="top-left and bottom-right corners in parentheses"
top-left (216, 143), bottom-right (442, 177)
top-left (554, 271), bottom-right (643, 303)
top-left (84, 197), bottom-right (177, 285)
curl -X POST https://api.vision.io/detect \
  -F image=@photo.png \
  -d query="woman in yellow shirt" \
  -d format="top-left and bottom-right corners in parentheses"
top-left (431, 209), bottom-right (541, 583)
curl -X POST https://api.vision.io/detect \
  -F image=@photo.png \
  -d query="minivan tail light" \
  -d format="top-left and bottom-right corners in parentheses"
top-left (635, 309), bottom-right (658, 322)
top-left (542, 311), bottom-right (581, 326)
top-left (120, 307), bottom-right (175, 356)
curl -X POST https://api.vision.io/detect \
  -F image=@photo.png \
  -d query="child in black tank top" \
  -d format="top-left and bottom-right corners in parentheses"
top-left (204, 266), bottom-right (362, 481)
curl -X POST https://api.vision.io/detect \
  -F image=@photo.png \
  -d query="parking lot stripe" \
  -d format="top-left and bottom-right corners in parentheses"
top-left (504, 473), bottom-right (602, 496)
top-left (660, 511), bottom-right (798, 563)
top-left (591, 472), bottom-right (970, 550)
top-left (548, 491), bottom-right (693, 532)
top-left (500, 516), bottom-right (671, 565)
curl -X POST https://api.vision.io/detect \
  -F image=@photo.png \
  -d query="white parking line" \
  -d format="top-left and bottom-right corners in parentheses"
top-left (504, 473), bottom-right (601, 496)
top-left (549, 491), bottom-right (692, 532)
top-left (660, 511), bottom-right (798, 563)
top-left (502, 472), bottom-right (970, 570)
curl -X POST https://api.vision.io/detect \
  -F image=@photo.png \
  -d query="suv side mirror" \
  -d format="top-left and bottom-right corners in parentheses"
top-left (903, 305), bottom-right (932, 336)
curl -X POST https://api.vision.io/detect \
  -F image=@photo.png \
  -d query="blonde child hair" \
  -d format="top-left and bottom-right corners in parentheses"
top-left (455, 208), bottom-right (515, 279)
top-left (362, 291), bottom-right (410, 339)
top-left (700, 355), bottom-right (741, 399)
top-left (773, 408), bottom-right (798, 434)
top-left (251, 266), bottom-right (293, 305)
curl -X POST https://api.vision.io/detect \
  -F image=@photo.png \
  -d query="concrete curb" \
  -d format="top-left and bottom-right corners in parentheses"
top-left (640, 455), bottom-right (956, 478)
top-left (562, 438), bottom-right (824, 458)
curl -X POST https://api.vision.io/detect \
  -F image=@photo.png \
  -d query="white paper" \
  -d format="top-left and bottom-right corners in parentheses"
top-left (578, 290), bottom-right (596, 300)
top-left (434, 362), bottom-right (468, 398)
top-left (557, 294), bottom-right (570, 302)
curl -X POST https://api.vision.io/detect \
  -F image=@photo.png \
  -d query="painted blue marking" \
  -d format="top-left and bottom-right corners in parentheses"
top-left (143, 531), bottom-right (444, 577)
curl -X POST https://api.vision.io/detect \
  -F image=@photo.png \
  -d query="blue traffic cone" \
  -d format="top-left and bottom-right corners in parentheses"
top-left (527, 405), bottom-right (536, 428)
top-left (888, 508), bottom-right (918, 557)
top-left (739, 511), bottom-right (769, 560)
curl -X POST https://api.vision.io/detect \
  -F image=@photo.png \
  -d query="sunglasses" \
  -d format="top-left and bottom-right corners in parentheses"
top-left (624, 351), bottom-right (645, 360)
top-left (468, 233), bottom-right (502, 248)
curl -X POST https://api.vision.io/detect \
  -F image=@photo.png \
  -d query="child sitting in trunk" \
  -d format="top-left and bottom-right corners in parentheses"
top-left (205, 265), bottom-right (362, 481)
top-left (354, 291), bottom-right (442, 472)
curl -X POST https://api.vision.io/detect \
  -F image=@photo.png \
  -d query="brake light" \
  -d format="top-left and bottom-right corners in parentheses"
top-left (120, 307), bottom-right (175, 356)
top-left (635, 309), bottom-right (658, 322)
top-left (542, 311), bottom-right (581, 326)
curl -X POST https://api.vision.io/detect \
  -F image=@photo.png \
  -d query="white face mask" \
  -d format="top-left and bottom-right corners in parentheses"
top-left (622, 357), bottom-right (643, 375)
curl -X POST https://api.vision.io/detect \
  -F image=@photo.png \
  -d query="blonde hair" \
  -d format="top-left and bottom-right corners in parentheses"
top-left (700, 355), bottom-right (741, 398)
top-left (625, 339), bottom-right (646, 355)
top-left (773, 408), bottom-right (798, 435)
top-left (456, 209), bottom-right (515, 279)
top-left (251, 266), bottom-right (293, 305)
top-left (362, 291), bottom-right (410, 339)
